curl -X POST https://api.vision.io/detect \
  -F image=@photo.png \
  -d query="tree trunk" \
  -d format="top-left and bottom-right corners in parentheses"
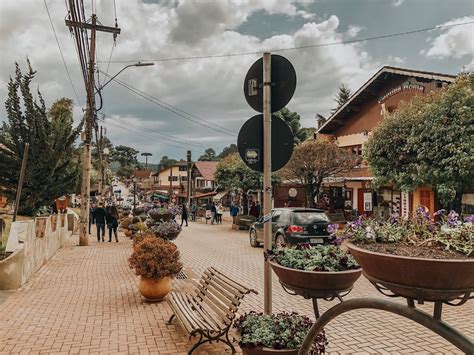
top-left (242, 194), bottom-right (249, 215)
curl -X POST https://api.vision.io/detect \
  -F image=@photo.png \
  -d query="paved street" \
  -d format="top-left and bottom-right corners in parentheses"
top-left (0, 220), bottom-right (472, 354)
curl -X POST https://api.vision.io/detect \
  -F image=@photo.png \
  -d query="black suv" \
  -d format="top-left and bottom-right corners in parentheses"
top-left (249, 208), bottom-right (331, 248)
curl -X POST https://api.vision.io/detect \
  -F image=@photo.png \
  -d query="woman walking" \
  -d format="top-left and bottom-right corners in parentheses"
top-left (181, 203), bottom-right (189, 227)
top-left (106, 205), bottom-right (119, 242)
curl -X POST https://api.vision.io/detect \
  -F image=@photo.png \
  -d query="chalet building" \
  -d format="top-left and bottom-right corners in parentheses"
top-left (132, 170), bottom-right (154, 190)
top-left (152, 161), bottom-right (189, 202)
top-left (189, 161), bottom-right (221, 204)
top-left (317, 66), bottom-right (456, 218)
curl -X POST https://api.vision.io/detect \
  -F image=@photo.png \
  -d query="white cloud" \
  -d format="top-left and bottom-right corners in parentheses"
top-left (422, 16), bottom-right (474, 59)
top-left (392, 0), bottom-right (404, 7)
top-left (387, 55), bottom-right (406, 65)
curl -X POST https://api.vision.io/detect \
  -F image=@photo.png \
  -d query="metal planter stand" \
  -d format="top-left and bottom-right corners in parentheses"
top-left (280, 277), bottom-right (474, 355)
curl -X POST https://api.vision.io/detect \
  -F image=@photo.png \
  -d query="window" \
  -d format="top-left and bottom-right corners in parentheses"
top-left (168, 176), bottom-right (178, 182)
top-left (179, 166), bottom-right (187, 171)
top-left (271, 210), bottom-right (282, 223)
top-left (180, 176), bottom-right (187, 182)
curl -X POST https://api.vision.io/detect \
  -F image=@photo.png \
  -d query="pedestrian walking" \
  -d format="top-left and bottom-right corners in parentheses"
top-left (216, 203), bottom-right (223, 224)
top-left (106, 205), bottom-right (119, 242)
top-left (249, 202), bottom-right (258, 218)
top-left (211, 202), bottom-right (217, 224)
top-left (181, 203), bottom-right (189, 227)
top-left (93, 202), bottom-right (107, 242)
top-left (191, 203), bottom-right (197, 221)
top-left (255, 201), bottom-right (261, 217)
top-left (89, 203), bottom-right (96, 234)
top-left (230, 203), bottom-right (239, 224)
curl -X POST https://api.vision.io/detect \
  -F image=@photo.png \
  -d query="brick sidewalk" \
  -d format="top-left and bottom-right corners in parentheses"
top-left (0, 222), bottom-right (472, 354)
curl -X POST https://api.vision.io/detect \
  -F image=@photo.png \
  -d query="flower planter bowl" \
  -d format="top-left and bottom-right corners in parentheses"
top-left (149, 212), bottom-right (173, 222)
top-left (242, 347), bottom-right (299, 355)
top-left (347, 243), bottom-right (474, 302)
top-left (269, 260), bottom-right (362, 297)
top-left (153, 231), bottom-right (180, 241)
top-left (138, 276), bottom-right (172, 301)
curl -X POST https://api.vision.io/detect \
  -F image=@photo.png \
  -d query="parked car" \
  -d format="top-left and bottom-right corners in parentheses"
top-left (249, 208), bottom-right (331, 248)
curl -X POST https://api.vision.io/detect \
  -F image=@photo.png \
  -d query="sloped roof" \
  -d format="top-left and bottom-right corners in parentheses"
top-left (133, 170), bottom-right (153, 178)
top-left (194, 161), bottom-right (218, 181)
top-left (318, 66), bottom-right (456, 134)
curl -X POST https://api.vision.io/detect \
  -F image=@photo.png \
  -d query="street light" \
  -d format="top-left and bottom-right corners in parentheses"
top-left (132, 177), bottom-right (137, 213)
top-left (98, 62), bottom-right (155, 91)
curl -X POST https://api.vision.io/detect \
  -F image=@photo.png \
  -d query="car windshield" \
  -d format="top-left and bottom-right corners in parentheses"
top-left (292, 212), bottom-right (329, 224)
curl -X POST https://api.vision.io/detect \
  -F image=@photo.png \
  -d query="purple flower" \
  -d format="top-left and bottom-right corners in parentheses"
top-left (434, 209), bottom-right (446, 217)
top-left (464, 215), bottom-right (474, 223)
top-left (389, 213), bottom-right (399, 225)
top-left (447, 210), bottom-right (460, 227)
top-left (327, 224), bottom-right (339, 235)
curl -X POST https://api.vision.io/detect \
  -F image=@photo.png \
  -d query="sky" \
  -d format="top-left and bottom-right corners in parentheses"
top-left (0, 0), bottom-right (473, 165)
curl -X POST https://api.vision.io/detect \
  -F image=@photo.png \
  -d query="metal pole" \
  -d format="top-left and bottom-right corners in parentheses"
top-left (13, 143), bottom-right (29, 222)
top-left (263, 52), bottom-right (272, 315)
top-left (187, 151), bottom-right (192, 205)
top-left (133, 181), bottom-right (136, 212)
top-left (169, 165), bottom-right (173, 203)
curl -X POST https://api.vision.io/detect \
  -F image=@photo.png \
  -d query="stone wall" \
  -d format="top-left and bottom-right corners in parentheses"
top-left (0, 212), bottom-right (78, 290)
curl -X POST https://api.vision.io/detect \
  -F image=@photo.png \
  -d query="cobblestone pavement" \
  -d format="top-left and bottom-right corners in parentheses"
top-left (0, 219), bottom-right (472, 354)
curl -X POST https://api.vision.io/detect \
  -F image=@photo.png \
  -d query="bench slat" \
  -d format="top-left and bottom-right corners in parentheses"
top-left (198, 277), bottom-right (240, 310)
top-left (203, 270), bottom-right (244, 299)
top-left (186, 294), bottom-right (228, 330)
top-left (174, 293), bottom-right (220, 332)
top-left (209, 267), bottom-right (255, 295)
top-left (168, 293), bottom-right (195, 334)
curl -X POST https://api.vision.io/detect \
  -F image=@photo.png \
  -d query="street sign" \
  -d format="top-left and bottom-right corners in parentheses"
top-left (244, 55), bottom-right (297, 113)
top-left (237, 114), bottom-right (294, 172)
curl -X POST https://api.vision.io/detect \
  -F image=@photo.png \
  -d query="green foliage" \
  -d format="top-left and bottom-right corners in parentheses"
top-left (111, 145), bottom-right (139, 167)
top-left (331, 83), bottom-right (352, 113)
top-left (274, 107), bottom-right (313, 144)
top-left (157, 155), bottom-right (177, 170)
top-left (217, 143), bottom-right (238, 159)
top-left (0, 61), bottom-right (82, 215)
top-left (116, 165), bottom-right (134, 178)
top-left (198, 148), bottom-right (217, 161)
top-left (266, 244), bottom-right (359, 272)
top-left (365, 74), bottom-right (474, 209)
top-left (215, 153), bottom-right (281, 192)
top-left (234, 312), bottom-right (326, 352)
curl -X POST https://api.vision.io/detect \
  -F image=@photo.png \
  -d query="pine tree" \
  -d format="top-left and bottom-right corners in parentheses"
top-left (331, 84), bottom-right (352, 113)
top-left (0, 61), bottom-right (82, 215)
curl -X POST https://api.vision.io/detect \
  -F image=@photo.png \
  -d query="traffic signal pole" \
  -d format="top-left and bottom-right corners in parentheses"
top-left (263, 52), bottom-right (272, 315)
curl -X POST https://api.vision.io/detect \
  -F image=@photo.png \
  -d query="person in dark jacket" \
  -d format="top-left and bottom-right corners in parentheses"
top-left (93, 202), bottom-right (107, 242)
top-left (181, 204), bottom-right (188, 227)
top-left (106, 205), bottom-right (119, 242)
top-left (89, 203), bottom-right (96, 234)
top-left (249, 202), bottom-right (258, 218)
top-left (211, 202), bottom-right (217, 224)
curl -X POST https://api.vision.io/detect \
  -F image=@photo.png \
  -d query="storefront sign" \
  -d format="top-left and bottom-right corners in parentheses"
top-left (288, 188), bottom-right (297, 198)
top-left (363, 192), bottom-right (372, 212)
top-left (401, 191), bottom-right (410, 218)
top-left (378, 80), bottom-right (425, 103)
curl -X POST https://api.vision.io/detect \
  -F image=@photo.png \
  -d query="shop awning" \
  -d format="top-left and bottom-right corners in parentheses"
top-left (213, 190), bottom-right (229, 201)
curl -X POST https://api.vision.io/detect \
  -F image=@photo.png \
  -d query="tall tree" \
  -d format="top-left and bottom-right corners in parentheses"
top-left (281, 139), bottom-right (360, 207)
top-left (141, 152), bottom-right (152, 169)
top-left (158, 155), bottom-right (177, 170)
top-left (218, 144), bottom-right (238, 160)
top-left (111, 145), bottom-right (139, 167)
top-left (0, 62), bottom-right (82, 215)
top-left (331, 84), bottom-right (352, 113)
top-left (274, 107), bottom-right (314, 144)
top-left (198, 148), bottom-right (217, 161)
top-left (365, 74), bottom-right (474, 211)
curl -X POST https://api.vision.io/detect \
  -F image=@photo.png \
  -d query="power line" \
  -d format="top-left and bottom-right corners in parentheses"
top-left (99, 21), bottom-right (474, 64)
top-left (98, 116), bottom-right (207, 155)
top-left (44, 0), bottom-right (83, 106)
top-left (99, 70), bottom-right (237, 137)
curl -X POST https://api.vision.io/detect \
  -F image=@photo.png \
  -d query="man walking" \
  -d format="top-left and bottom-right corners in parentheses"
top-left (89, 203), bottom-right (96, 234)
top-left (93, 202), bottom-right (107, 242)
top-left (181, 203), bottom-right (189, 227)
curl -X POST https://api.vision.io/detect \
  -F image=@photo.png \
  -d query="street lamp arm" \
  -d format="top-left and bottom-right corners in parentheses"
top-left (97, 62), bottom-right (154, 92)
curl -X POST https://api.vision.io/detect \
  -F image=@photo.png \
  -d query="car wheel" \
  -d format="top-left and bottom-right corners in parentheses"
top-left (249, 229), bottom-right (260, 247)
top-left (275, 234), bottom-right (286, 248)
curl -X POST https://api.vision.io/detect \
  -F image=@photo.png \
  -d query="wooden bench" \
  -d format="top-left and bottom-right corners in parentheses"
top-left (166, 267), bottom-right (257, 354)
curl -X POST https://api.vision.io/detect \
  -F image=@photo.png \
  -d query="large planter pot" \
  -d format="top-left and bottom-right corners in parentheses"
top-left (242, 347), bottom-right (298, 355)
top-left (348, 243), bottom-right (474, 302)
top-left (149, 212), bottom-right (173, 222)
top-left (138, 276), bottom-right (172, 301)
top-left (154, 231), bottom-right (180, 241)
top-left (124, 229), bottom-right (133, 238)
top-left (269, 260), bottom-right (362, 297)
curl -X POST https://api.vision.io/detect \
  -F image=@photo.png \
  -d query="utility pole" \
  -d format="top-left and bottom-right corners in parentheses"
top-left (66, 14), bottom-right (120, 246)
top-left (263, 52), bottom-right (272, 314)
top-left (169, 165), bottom-right (173, 204)
top-left (187, 151), bottom-right (192, 205)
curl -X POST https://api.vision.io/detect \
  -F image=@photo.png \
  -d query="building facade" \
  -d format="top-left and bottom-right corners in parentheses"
top-left (317, 66), bottom-right (456, 218)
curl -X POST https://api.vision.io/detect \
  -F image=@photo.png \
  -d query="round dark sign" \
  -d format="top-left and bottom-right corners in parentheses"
top-left (244, 54), bottom-right (297, 113)
top-left (237, 114), bottom-right (294, 172)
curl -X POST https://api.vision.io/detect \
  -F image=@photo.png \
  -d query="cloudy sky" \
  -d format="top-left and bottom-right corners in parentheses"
top-left (1, 0), bottom-right (473, 164)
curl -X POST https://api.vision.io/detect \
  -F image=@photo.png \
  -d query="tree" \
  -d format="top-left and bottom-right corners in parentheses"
top-left (158, 155), bottom-right (177, 170)
top-left (218, 144), bottom-right (238, 160)
top-left (0, 62), bottom-right (82, 215)
top-left (365, 74), bottom-right (474, 211)
top-left (198, 148), bottom-right (217, 161)
top-left (215, 153), bottom-right (280, 213)
top-left (331, 84), bottom-right (352, 113)
top-left (116, 165), bottom-right (134, 179)
top-left (281, 139), bottom-right (360, 207)
top-left (111, 145), bottom-right (138, 167)
top-left (274, 107), bottom-right (314, 144)
top-left (141, 152), bottom-right (152, 169)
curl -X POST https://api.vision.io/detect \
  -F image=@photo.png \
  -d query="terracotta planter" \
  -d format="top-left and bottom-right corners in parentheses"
top-left (124, 229), bottom-right (133, 237)
top-left (138, 276), bottom-right (172, 301)
top-left (242, 347), bottom-right (299, 355)
top-left (269, 260), bottom-right (362, 294)
top-left (348, 243), bottom-right (474, 301)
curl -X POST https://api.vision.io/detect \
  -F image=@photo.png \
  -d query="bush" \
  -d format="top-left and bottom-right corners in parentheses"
top-left (128, 235), bottom-right (182, 279)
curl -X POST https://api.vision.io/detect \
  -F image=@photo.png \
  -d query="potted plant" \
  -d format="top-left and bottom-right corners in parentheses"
top-left (266, 243), bottom-right (361, 295)
top-left (234, 311), bottom-right (327, 355)
top-left (128, 234), bottom-right (182, 301)
top-left (148, 207), bottom-right (180, 222)
top-left (150, 220), bottom-right (182, 240)
top-left (120, 217), bottom-right (133, 237)
top-left (333, 208), bottom-right (474, 301)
